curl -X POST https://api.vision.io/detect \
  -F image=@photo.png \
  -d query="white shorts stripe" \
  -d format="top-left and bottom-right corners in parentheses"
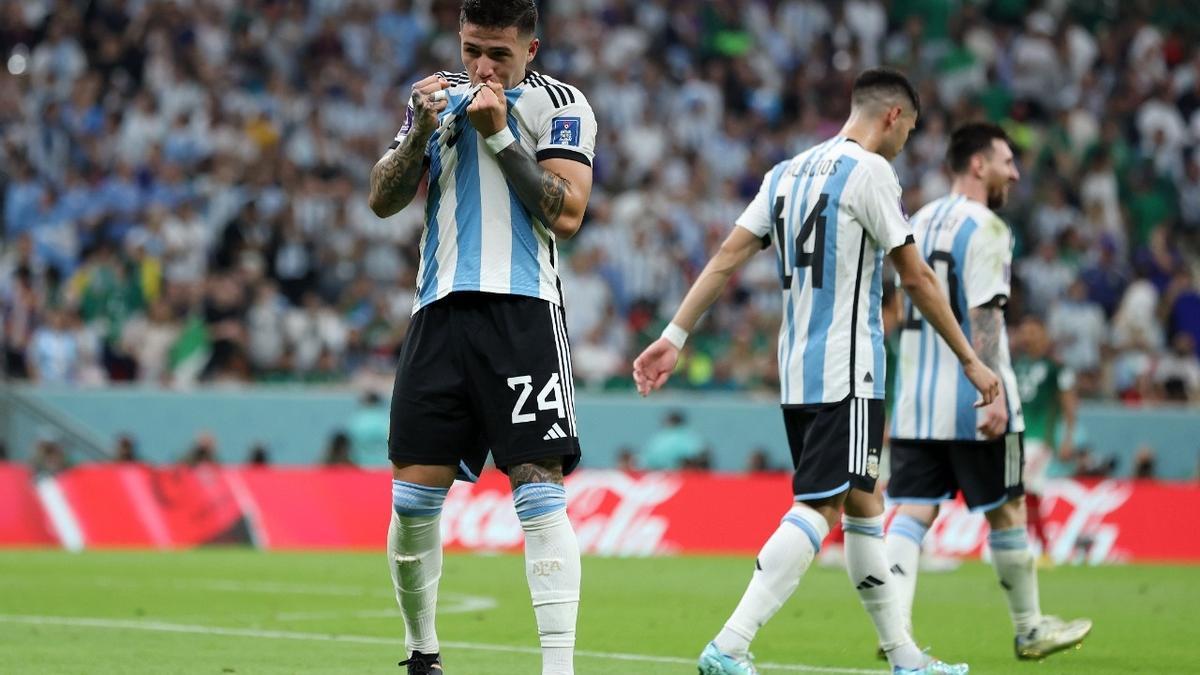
top-left (848, 398), bottom-right (857, 474)
top-left (548, 304), bottom-right (577, 436)
top-left (559, 310), bottom-right (578, 435)
top-left (555, 308), bottom-right (578, 436)
top-left (857, 400), bottom-right (867, 475)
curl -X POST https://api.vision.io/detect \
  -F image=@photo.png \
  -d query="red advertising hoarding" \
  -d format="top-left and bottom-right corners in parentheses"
top-left (3, 464), bottom-right (1197, 563)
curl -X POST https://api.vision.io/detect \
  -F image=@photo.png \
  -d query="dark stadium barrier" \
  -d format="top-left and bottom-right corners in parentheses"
top-left (1, 464), bottom-right (1195, 563)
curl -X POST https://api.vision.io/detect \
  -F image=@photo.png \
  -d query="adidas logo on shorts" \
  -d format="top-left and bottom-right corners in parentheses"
top-left (543, 423), bottom-right (568, 441)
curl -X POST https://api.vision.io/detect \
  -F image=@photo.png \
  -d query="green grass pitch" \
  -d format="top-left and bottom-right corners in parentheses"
top-left (0, 550), bottom-right (1195, 674)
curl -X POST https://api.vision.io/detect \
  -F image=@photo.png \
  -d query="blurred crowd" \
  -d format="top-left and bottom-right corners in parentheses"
top-left (2, 0), bottom-right (1200, 404)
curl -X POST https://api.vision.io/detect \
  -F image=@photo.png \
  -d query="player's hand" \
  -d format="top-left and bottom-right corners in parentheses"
top-left (976, 387), bottom-right (1008, 439)
top-left (963, 358), bottom-right (1001, 408)
top-left (466, 81), bottom-right (508, 138)
top-left (632, 338), bottom-right (679, 397)
top-left (410, 74), bottom-right (451, 134)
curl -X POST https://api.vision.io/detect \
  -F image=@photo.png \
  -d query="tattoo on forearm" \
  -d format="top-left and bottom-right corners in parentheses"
top-left (495, 142), bottom-right (569, 227)
top-left (508, 457), bottom-right (565, 488)
top-left (369, 128), bottom-right (432, 216)
top-left (969, 306), bottom-right (1004, 370)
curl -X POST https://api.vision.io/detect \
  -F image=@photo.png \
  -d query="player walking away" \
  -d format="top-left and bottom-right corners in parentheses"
top-left (634, 68), bottom-right (1001, 675)
top-left (368, 1), bottom-right (596, 673)
top-left (884, 123), bottom-right (1092, 662)
top-left (1013, 315), bottom-right (1078, 563)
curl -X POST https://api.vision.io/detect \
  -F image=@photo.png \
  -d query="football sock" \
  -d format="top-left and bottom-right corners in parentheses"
top-left (884, 514), bottom-right (929, 633)
top-left (844, 514), bottom-right (925, 669)
top-left (1025, 493), bottom-right (1049, 552)
top-left (714, 504), bottom-right (829, 658)
top-left (515, 483), bottom-right (579, 675)
top-left (989, 527), bottom-right (1042, 634)
top-left (389, 480), bottom-right (448, 655)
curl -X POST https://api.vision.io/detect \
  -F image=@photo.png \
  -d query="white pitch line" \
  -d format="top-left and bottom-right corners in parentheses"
top-left (0, 614), bottom-right (885, 674)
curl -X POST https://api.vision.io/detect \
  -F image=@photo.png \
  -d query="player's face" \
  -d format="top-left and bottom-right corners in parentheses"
top-left (983, 139), bottom-right (1019, 209)
top-left (460, 23), bottom-right (538, 89)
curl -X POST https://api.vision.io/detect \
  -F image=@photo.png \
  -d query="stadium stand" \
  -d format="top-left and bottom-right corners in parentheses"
top-left (2, 0), bottom-right (1199, 405)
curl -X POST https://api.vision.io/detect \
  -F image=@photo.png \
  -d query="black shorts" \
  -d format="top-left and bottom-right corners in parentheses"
top-left (388, 292), bottom-right (581, 478)
top-left (784, 397), bottom-right (884, 500)
top-left (887, 433), bottom-right (1024, 512)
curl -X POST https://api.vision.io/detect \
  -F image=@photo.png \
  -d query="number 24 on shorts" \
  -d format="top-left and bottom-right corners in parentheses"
top-left (508, 374), bottom-right (566, 424)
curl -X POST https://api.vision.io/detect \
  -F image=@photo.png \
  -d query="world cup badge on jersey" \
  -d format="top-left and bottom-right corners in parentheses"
top-left (866, 453), bottom-right (880, 479)
top-left (551, 116), bottom-right (581, 146)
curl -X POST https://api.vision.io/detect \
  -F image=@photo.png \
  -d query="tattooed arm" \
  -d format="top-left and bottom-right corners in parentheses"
top-left (969, 298), bottom-right (1009, 438)
top-left (968, 300), bottom-right (1005, 370)
top-left (493, 148), bottom-right (592, 239)
top-left (368, 75), bottom-right (449, 218)
top-left (467, 82), bottom-right (593, 239)
top-left (368, 127), bottom-right (434, 218)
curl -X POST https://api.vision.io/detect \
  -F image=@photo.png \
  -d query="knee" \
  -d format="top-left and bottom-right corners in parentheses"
top-left (985, 497), bottom-right (1026, 531)
top-left (895, 503), bottom-right (938, 527)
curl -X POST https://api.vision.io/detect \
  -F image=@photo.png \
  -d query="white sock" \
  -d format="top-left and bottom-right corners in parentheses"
top-left (515, 483), bottom-right (579, 675)
top-left (389, 480), bottom-right (448, 655)
top-left (884, 514), bottom-right (929, 635)
top-left (989, 527), bottom-right (1042, 634)
top-left (844, 515), bottom-right (925, 670)
top-left (714, 504), bottom-right (829, 658)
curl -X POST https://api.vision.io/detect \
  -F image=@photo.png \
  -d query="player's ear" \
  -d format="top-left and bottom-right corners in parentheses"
top-left (526, 37), bottom-right (539, 64)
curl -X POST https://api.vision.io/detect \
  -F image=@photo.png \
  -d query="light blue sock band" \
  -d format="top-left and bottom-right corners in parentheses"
top-left (782, 513), bottom-right (823, 553)
top-left (392, 480), bottom-right (449, 517)
top-left (988, 527), bottom-right (1029, 551)
top-left (889, 514), bottom-right (930, 545)
top-left (513, 483), bottom-right (567, 521)
top-left (842, 515), bottom-right (884, 538)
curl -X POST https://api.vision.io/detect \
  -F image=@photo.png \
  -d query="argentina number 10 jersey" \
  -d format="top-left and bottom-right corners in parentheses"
top-left (891, 195), bottom-right (1025, 441)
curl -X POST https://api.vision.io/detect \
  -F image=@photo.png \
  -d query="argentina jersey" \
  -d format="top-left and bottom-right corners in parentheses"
top-left (386, 70), bottom-right (597, 313)
top-left (737, 137), bottom-right (914, 406)
top-left (891, 195), bottom-right (1025, 440)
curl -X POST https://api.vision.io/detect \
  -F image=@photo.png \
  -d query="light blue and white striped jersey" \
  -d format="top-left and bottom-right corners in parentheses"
top-left (891, 194), bottom-right (1025, 440)
top-left (386, 70), bottom-right (597, 314)
top-left (737, 137), bottom-right (914, 406)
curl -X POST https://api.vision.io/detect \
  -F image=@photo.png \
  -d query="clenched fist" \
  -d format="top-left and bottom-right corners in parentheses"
top-left (466, 81), bottom-right (508, 138)
top-left (409, 74), bottom-right (451, 135)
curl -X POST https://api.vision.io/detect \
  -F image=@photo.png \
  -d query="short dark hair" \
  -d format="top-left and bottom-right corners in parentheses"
top-left (947, 122), bottom-right (1011, 174)
top-left (851, 68), bottom-right (920, 117)
top-left (460, 0), bottom-right (538, 35)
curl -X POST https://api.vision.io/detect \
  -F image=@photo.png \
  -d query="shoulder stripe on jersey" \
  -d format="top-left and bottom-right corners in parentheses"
top-left (437, 70), bottom-right (469, 84)
top-left (552, 84), bottom-right (575, 104)
top-left (524, 71), bottom-right (577, 109)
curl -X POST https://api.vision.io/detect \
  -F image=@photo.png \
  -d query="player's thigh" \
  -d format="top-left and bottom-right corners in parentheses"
top-left (388, 302), bottom-right (484, 467)
top-left (949, 432), bottom-right (1025, 512)
top-left (463, 295), bottom-right (582, 475)
top-left (786, 397), bottom-right (883, 502)
top-left (886, 439), bottom-right (956, 503)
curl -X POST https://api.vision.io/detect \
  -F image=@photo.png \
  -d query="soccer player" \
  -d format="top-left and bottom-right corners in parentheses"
top-left (367, 1), bottom-right (596, 673)
top-left (634, 68), bottom-right (1000, 675)
top-left (884, 123), bottom-right (1092, 661)
top-left (1013, 315), bottom-right (1078, 561)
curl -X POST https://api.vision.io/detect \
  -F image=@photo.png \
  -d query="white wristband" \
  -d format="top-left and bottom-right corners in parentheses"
top-left (483, 127), bottom-right (516, 154)
top-left (661, 322), bottom-right (688, 350)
